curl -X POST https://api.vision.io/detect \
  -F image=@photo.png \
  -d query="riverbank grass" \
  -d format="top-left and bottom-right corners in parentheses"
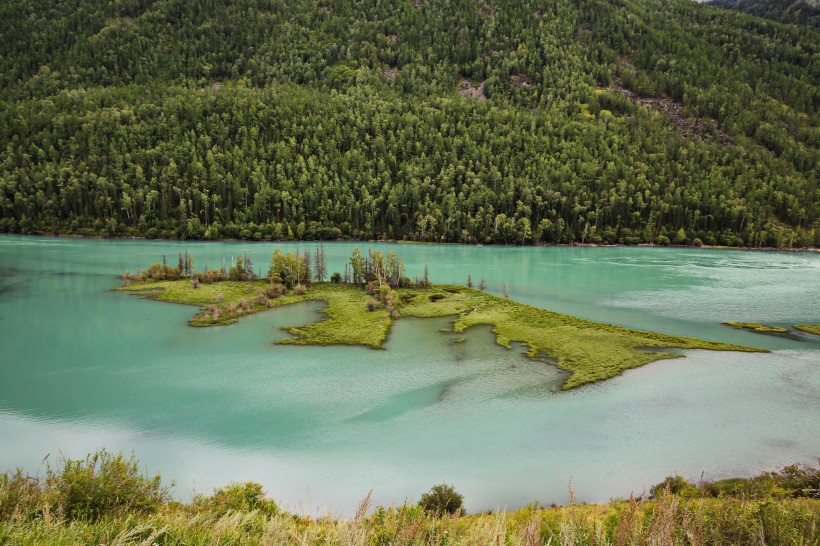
top-left (2, 497), bottom-right (818, 546)
top-left (3, 451), bottom-right (820, 546)
top-left (119, 281), bottom-right (763, 390)
top-left (4, 449), bottom-right (818, 546)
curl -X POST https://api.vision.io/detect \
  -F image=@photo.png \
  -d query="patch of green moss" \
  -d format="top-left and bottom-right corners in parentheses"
top-left (119, 281), bottom-right (390, 347)
top-left (794, 324), bottom-right (820, 336)
top-left (722, 321), bottom-right (790, 334)
top-left (403, 287), bottom-right (763, 390)
top-left (277, 284), bottom-right (391, 349)
top-left (118, 281), bottom-right (763, 390)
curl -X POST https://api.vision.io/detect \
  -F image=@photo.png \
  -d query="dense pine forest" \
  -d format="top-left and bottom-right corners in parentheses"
top-left (0, 0), bottom-right (817, 247)
top-left (709, 0), bottom-right (820, 30)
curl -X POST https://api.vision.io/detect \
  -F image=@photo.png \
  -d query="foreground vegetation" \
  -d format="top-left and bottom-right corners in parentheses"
top-left (0, 0), bottom-right (817, 247)
top-left (1, 451), bottom-right (818, 545)
top-left (119, 249), bottom-right (762, 390)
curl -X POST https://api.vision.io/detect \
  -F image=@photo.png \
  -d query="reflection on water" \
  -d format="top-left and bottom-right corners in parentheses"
top-left (0, 235), bottom-right (818, 514)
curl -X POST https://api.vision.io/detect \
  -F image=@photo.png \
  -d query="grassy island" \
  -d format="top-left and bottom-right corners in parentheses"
top-left (794, 324), bottom-right (820, 336)
top-left (722, 321), bottom-right (791, 334)
top-left (118, 248), bottom-right (763, 390)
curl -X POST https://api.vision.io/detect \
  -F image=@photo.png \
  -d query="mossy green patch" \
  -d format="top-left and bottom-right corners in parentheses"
top-left (794, 324), bottom-right (820, 336)
top-left (118, 281), bottom-right (763, 390)
top-left (402, 286), bottom-right (762, 389)
top-left (277, 284), bottom-right (391, 349)
top-left (119, 281), bottom-right (390, 346)
top-left (722, 321), bottom-right (790, 334)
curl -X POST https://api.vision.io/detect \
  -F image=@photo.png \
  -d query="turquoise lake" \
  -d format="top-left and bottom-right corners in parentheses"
top-left (0, 235), bottom-right (818, 513)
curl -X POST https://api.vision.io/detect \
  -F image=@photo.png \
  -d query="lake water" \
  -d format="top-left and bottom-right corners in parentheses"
top-left (0, 235), bottom-right (818, 514)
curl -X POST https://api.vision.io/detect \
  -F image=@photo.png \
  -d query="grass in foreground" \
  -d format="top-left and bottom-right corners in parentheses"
top-left (794, 324), bottom-right (820, 336)
top-left (2, 451), bottom-right (819, 546)
top-left (2, 497), bottom-right (818, 546)
top-left (722, 321), bottom-right (790, 334)
top-left (119, 281), bottom-right (763, 390)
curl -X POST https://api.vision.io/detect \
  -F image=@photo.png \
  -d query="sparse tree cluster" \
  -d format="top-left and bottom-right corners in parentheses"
top-left (268, 249), bottom-right (308, 288)
top-left (129, 247), bottom-right (423, 291)
top-left (229, 254), bottom-right (255, 282)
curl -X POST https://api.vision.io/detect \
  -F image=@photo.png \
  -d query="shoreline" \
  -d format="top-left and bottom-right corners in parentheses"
top-left (3, 231), bottom-right (818, 253)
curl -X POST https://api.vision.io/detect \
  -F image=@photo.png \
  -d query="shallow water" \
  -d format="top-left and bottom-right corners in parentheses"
top-left (0, 235), bottom-right (818, 513)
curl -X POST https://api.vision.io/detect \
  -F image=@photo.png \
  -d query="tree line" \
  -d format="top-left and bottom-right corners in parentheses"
top-left (128, 246), bottom-right (429, 289)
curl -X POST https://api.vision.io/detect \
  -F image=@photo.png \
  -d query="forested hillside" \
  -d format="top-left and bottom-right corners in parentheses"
top-left (1, 0), bottom-right (817, 246)
top-left (709, 0), bottom-right (820, 30)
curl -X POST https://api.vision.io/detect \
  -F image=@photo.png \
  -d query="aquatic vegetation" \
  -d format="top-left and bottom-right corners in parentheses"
top-left (120, 280), bottom-right (762, 390)
top-left (723, 321), bottom-right (790, 334)
top-left (794, 324), bottom-right (820, 336)
top-left (403, 286), bottom-right (764, 389)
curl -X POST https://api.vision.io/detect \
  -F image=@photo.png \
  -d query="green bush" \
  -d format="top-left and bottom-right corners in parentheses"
top-left (650, 475), bottom-right (700, 499)
top-left (45, 450), bottom-right (167, 521)
top-left (708, 464), bottom-right (820, 499)
top-left (419, 484), bottom-right (464, 515)
top-left (766, 464), bottom-right (820, 498)
top-left (193, 482), bottom-right (277, 516)
top-left (0, 470), bottom-right (44, 521)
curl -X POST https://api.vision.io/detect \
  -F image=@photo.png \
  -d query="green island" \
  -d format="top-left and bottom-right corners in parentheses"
top-left (1, 450), bottom-right (818, 545)
top-left (794, 324), bottom-right (820, 336)
top-left (722, 321), bottom-right (791, 334)
top-left (118, 248), bottom-right (762, 390)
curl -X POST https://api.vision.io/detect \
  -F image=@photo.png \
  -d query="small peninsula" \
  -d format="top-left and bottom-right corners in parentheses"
top-left (794, 324), bottom-right (820, 336)
top-left (722, 321), bottom-right (790, 334)
top-left (118, 248), bottom-right (763, 390)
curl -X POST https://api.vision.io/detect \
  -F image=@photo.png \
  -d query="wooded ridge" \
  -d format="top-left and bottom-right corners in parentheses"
top-left (1, 0), bottom-right (817, 247)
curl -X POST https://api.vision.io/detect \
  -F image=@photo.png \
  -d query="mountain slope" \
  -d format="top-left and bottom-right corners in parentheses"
top-left (0, 0), bottom-right (817, 246)
top-left (708, 0), bottom-right (820, 30)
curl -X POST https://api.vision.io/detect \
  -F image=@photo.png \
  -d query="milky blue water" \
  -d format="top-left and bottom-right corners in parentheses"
top-left (0, 235), bottom-right (818, 514)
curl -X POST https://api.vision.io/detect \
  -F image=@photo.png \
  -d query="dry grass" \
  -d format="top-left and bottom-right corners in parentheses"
top-left (1, 496), bottom-right (817, 545)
